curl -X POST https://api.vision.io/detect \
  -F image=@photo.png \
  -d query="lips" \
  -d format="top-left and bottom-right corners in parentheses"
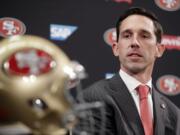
top-left (127, 52), bottom-right (142, 57)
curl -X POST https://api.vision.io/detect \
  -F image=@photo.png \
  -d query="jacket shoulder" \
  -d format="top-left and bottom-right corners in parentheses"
top-left (155, 89), bottom-right (180, 118)
top-left (157, 90), bottom-right (179, 110)
top-left (82, 79), bottom-right (110, 102)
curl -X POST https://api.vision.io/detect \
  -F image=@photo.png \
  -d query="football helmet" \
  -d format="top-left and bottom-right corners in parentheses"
top-left (0, 35), bottom-right (84, 135)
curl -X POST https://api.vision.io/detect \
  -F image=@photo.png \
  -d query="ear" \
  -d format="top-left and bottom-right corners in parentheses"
top-left (155, 43), bottom-right (166, 58)
top-left (112, 42), bottom-right (119, 57)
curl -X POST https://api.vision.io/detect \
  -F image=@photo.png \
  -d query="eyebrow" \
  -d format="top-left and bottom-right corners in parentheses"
top-left (140, 29), bottom-right (152, 35)
top-left (120, 29), bottom-right (152, 35)
top-left (120, 29), bottom-right (132, 35)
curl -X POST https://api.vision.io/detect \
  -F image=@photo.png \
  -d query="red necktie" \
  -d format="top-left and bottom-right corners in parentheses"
top-left (137, 85), bottom-right (153, 135)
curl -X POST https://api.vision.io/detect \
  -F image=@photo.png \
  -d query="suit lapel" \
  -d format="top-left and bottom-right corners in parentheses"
top-left (108, 74), bottom-right (144, 135)
top-left (152, 88), bottom-right (166, 135)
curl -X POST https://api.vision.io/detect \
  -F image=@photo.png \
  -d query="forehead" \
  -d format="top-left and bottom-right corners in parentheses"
top-left (119, 15), bottom-right (155, 34)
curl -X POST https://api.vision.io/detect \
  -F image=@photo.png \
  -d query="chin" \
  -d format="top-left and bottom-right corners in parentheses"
top-left (127, 66), bottom-right (145, 74)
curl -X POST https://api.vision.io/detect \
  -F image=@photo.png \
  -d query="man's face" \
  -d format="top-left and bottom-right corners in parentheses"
top-left (112, 15), bottom-right (165, 75)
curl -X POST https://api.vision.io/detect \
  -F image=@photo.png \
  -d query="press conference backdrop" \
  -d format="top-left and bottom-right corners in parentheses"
top-left (0, 0), bottom-right (180, 108)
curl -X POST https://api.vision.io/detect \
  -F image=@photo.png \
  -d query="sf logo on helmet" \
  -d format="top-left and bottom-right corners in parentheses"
top-left (4, 49), bottom-right (54, 76)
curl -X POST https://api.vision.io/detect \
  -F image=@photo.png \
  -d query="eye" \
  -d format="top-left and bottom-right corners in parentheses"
top-left (142, 34), bottom-right (149, 38)
top-left (124, 34), bottom-right (130, 38)
top-left (140, 32), bottom-right (151, 39)
top-left (121, 33), bottom-right (131, 39)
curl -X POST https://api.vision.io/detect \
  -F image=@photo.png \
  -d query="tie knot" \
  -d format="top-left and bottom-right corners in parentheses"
top-left (137, 85), bottom-right (149, 100)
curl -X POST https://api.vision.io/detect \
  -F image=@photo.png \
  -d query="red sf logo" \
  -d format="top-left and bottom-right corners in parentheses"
top-left (111, 0), bottom-right (132, 4)
top-left (4, 49), bottom-right (55, 76)
top-left (156, 75), bottom-right (180, 95)
top-left (155, 0), bottom-right (180, 11)
top-left (0, 17), bottom-right (26, 37)
top-left (103, 28), bottom-right (116, 46)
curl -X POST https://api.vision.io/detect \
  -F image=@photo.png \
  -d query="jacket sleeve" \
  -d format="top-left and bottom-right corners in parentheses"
top-left (163, 96), bottom-right (180, 135)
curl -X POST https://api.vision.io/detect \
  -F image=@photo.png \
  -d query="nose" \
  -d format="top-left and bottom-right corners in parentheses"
top-left (130, 36), bottom-right (140, 48)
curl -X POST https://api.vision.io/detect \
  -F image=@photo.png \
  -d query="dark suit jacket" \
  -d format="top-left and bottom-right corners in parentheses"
top-left (79, 74), bottom-right (180, 135)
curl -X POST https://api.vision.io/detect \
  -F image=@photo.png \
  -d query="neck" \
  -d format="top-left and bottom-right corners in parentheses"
top-left (121, 68), bottom-right (152, 84)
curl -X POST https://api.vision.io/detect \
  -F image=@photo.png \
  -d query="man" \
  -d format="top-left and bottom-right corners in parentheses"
top-left (78, 7), bottom-right (180, 135)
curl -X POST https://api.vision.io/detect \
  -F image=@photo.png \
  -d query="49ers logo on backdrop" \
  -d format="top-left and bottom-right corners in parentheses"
top-left (103, 27), bottom-right (180, 50)
top-left (156, 75), bottom-right (180, 95)
top-left (103, 28), bottom-right (116, 46)
top-left (110, 0), bottom-right (132, 4)
top-left (0, 17), bottom-right (26, 38)
top-left (155, 0), bottom-right (180, 11)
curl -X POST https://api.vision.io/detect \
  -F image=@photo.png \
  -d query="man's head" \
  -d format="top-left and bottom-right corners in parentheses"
top-left (116, 7), bottom-right (163, 43)
top-left (112, 7), bottom-right (165, 81)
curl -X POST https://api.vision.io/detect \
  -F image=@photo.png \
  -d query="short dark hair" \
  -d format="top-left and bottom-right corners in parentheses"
top-left (116, 7), bottom-right (163, 43)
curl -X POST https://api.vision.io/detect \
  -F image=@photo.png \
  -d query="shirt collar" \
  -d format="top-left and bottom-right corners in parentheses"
top-left (119, 69), bottom-right (152, 93)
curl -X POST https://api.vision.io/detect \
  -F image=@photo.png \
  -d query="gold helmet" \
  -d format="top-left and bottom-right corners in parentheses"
top-left (0, 35), bottom-right (84, 135)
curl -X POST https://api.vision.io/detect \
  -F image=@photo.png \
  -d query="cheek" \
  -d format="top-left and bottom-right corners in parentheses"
top-left (118, 45), bottom-right (127, 57)
top-left (145, 46), bottom-right (158, 59)
top-left (118, 49), bottom-right (128, 63)
top-left (114, 42), bottom-right (126, 56)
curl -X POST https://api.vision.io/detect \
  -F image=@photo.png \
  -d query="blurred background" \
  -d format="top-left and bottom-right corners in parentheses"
top-left (0, 0), bottom-right (179, 108)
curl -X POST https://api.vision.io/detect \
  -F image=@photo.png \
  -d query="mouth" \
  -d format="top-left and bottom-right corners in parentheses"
top-left (127, 52), bottom-right (142, 57)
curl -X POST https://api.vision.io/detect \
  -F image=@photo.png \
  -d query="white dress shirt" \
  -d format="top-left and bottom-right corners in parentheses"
top-left (119, 69), bottom-right (154, 118)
